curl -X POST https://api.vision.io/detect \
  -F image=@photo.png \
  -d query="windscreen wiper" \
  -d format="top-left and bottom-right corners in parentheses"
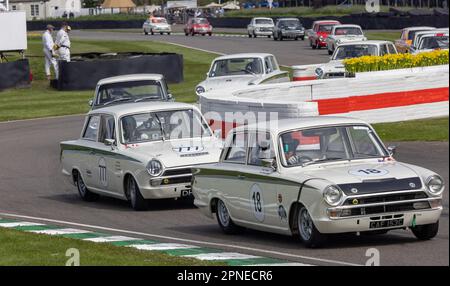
top-left (302, 157), bottom-right (345, 167)
top-left (103, 97), bottom-right (133, 106)
top-left (134, 96), bottom-right (161, 103)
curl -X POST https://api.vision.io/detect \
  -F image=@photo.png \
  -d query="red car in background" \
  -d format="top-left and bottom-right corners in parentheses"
top-left (184, 18), bottom-right (213, 36)
top-left (307, 20), bottom-right (341, 49)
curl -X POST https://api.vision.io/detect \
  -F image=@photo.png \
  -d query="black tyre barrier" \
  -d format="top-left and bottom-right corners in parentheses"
top-left (0, 59), bottom-right (31, 91)
top-left (53, 52), bottom-right (183, 91)
top-left (208, 15), bottom-right (449, 30)
top-left (27, 20), bottom-right (145, 31)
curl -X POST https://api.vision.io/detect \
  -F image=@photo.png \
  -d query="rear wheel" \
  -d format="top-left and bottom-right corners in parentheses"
top-left (160, 32), bottom-right (163, 35)
top-left (127, 176), bottom-right (147, 211)
top-left (216, 199), bottom-right (240, 234)
top-left (412, 221), bottom-right (439, 240)
top-left (208, 32), bottom-right (212, 36)
top-left (144, 30), bottom-right (148, 35)
top-left (297, 205), bottom-right (326, 248)
top-left (75, 171), bottom-right (99, 202)
top-left (150, 29), bottom-right (154, 35)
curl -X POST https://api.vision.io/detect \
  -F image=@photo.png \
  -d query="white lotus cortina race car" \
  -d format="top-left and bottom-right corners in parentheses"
top-left (192, 117), bottom-right (444, 247)
top-left (195, 53), bottom-right (290, 96)
top-left (60, 102), bottom-right (222, 210)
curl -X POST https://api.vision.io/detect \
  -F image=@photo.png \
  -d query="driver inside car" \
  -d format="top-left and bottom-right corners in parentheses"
top-left (281, 134), bottom-right (303, 166)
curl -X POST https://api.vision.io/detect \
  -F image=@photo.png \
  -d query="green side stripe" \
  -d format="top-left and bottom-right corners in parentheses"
top-left (15, 225), bottom-right (62, 231)
top-left (60, 232), bottom-right (110, 240)
top-left (111, 240), bottom-right (159, 247)
top-left (225, 257), bottom-right (288, 266)
top-left (162, 247), bottom-right (222, 256)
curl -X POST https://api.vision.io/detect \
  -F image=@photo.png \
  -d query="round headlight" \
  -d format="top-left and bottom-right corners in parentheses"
top-left (323, 185), bottom-right (343, 206)
top-left (146, 159), bottom-right (164, 177)
top-left (426, 175), bottom-right (444, 196)
top-left (196, 86), bottom-right (205, 95)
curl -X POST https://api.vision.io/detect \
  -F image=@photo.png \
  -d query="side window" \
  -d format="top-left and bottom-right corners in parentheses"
top-left (387, 44), bottom-right (397, 54)
top-left (248, 132), bottom-right (275, 167)
top-left (269, 56), bottom-right (279, 71)
top-left (379, 44), bottom-right (388, 56)
top-left (83, 115), bottom-right (100, 141)
top-left (264, 57), bottom-right (273, 73)
top-left (99, 115), bottom-right (116, 143)
top-left (224, 132), bottom-right (248, 164)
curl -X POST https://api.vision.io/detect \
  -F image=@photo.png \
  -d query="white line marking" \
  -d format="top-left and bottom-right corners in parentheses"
top-left (84, 236), bottom-right (141, 243)
top-left (129, 243), bottom-right (199, 251)
top-left (30, 228), bottom-right (91, 235)
top-left (0, 212), bottom-right (361, 266)
top-left (0, 221), bottom-right (44, 228)
top-left (184, 252), bottom-right (261, 261)
top-left (157, 40), bottom-right (225, 56)
top-left (246, 263), bottom-right (312, 266)
top-left (0, 113), bottom-right (84, 125)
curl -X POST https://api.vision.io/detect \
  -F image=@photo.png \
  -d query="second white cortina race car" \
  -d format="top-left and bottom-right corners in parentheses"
top-left (60, 102), bottom-right (222, 210)
top-left (195, 53), bottom-right (290, 96)
top-left (192, 117), bottom-right (444, 247)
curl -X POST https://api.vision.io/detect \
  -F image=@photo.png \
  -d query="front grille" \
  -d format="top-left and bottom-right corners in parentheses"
top-left (162, 168), bottom-right (192, 177)
top-left (343, 191), bottom-right (428, 205)
top-left (160, 176), bottom-right (192, 185)
top-left (325, 72), bottom-right (346, 78)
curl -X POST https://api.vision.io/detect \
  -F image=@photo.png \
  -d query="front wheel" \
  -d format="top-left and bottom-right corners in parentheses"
top-left (297, 205), bottom-right (326, 248)
top-left (216, 199), bottom-right (241, 234)
top-left (328, 48), bottom-right (333, 55)
top-left (144, 30), bottom-right (148, 35)
top-left (150, 30), bottom-right (154, 35)
top-left (300, 36), bottom-right (305, 41)
top-left (412, 221), bottom-right (439, 240)
top-left (75, 171), bottom-right (99, 202)
top-left (127, 176), bottom-right (147, 211)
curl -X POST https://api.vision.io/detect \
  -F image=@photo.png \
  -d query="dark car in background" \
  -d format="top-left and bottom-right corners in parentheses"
top-left (273, 18), bottom-right (305, 41)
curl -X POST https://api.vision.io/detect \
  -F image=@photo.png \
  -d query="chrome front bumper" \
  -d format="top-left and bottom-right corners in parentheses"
top-left (314, 208), bottom-right (442, 234)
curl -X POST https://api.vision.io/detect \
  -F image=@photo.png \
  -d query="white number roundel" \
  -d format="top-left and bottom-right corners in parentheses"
top-left (349, 167), bottom-right (389, 177)
top-left (250, 184), bottom-right (264, 222)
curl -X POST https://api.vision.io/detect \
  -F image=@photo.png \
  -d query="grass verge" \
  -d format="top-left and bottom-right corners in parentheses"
top-left (0, 228), bottom-right (222, 266)
top-left (373, 117), bottom-right (449, 142)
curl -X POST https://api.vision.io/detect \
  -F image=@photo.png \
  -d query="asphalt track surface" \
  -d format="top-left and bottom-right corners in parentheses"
top-left (70, 29), bottom-right (332, 65)
top-left (0, 30), bottom-right (448, 266)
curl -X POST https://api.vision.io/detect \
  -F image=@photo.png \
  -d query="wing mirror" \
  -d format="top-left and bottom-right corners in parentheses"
top-left (261, 158), bottom-right (277, 172)
top-left (104, 139), bottom-right (116, 149)
top-left (88, 99), bottom-right (93, 107)
top-left (213, 129), bottom-right (222, 139)
top-left (167, 93), bottom-right (174, 101)
top-left (387, 145), bottom-right (397, 156)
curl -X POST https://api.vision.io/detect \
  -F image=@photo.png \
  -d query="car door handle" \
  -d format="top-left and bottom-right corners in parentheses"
top-left (237, 175), bottom-right (246, 180)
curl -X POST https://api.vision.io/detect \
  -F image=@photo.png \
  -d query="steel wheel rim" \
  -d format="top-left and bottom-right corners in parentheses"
top-left (218, 200), bottom-right (230, 227)
top-left (129, 180), bottom-right (136, 205)
top-left (77, 175), bottom-right (86, 196)
top-left (298, 208), bottom-right (313, 241)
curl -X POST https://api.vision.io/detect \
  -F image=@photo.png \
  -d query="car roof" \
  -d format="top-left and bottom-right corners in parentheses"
top-left (214, 53), bottom-right (274, 61)
top-left (233, 117), bottom-right (370, 135)
top-left (313, 20), bottom-right (340, 25)
top-left (277, 18), bottom-right (300, 21)
top-left (88, 102), bottom-right (196, 117)
top-left (337, 40), bottom-right (393, 46)
top-left (333, 24), bottom-right (362, 29)
top-left (97, 74), bottom-right (164, 86)
top-left (253, 17), bottom-right (273, 20)
top-left (403, 26), bottom-right (435, 32)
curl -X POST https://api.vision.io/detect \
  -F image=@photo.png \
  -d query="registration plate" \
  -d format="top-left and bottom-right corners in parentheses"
top-left (369, 219), bottom-right (404, 229)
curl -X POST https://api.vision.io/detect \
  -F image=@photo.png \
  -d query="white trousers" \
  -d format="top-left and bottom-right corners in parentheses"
top-left (43, 49), bottom-right (58, 78)
top-left (59, 47), bottom-right (71, 62)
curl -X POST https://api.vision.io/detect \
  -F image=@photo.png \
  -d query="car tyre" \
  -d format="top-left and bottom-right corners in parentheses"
top-left (216, 199), bottom-right (241, 234)
top-left (311, 40), bottom-right (316, 49)
top-left (168, 32), bottom-right (171, 35)
top-left (248, 33), bottom-right (252, 38)
top-left (160, 32), bottom-right (163, 35)
top-left (208, 32), bottom-right (212, 36)
top-left (297, 205), bottom-right (326, 248)
top-left (127, 176), bottom-right (147, 211)
top-left (300, 36), bottom-right (305, 41)
top-left (328, 48), bottom-right (333, 55)
top-left (144, 30), bottom-right (148, 35)
top-left (150, 29), bottom-right (154, 35)
top-left (412, 221), bottom-right (439, 240)
top-left (75, 171), bottom-right (99, 202)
